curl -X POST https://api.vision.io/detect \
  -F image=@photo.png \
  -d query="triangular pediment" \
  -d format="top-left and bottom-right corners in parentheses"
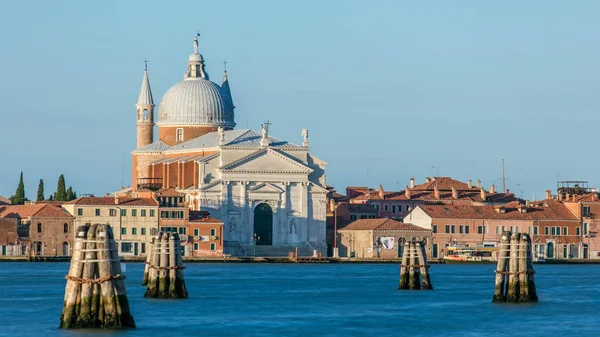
top-left (221, 148), bottom-right (313, 174)
top-left (248, 183), bottom-right (284, 193)
top-left (199, 179), bottom-right (222, 192)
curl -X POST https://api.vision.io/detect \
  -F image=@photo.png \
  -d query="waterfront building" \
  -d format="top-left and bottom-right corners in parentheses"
top-left (188, 211), bottom-right (224, 257)
top-left (337, 218), bottom-right (431, 258)
top-left (349, 177), bottom-right (520, 220)
top-left (0, 204), bottom-right (73, 256)
top-left (62, 196), bottom-right (159, 257)
top-left (128, 36), bottom-right (328, 256)
top-left (404, 199), bottom-right (582, 259)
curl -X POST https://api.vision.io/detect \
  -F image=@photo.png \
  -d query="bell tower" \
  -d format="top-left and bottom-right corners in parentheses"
top-left (136, 61), bottom-right (155, 148)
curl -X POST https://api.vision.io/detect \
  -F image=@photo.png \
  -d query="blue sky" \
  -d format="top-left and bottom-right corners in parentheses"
top-left (1, 0), bottom-right (600, 200)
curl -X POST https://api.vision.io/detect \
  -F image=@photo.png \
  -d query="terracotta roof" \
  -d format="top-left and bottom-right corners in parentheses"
top-left (0, 195), bottom-right (10, 205)
top-left (561, 193), bottom-right (600, 203)
top-left (352, 189), bottom-right (518, 204)
top-left (64, 197), bottom-right (158, 207)
top-left (411, 177), bottom-right (478, 191)
top-left (0, 204), bottom-right (73, 218)
top-left (340, 218), bottom-right (430, 231)
top-left (155, 188), bottom-right (184, 197)
top-left (189, 211), bottom-right (223, 223)
top-left (417, 200), bottom-right (578, 221)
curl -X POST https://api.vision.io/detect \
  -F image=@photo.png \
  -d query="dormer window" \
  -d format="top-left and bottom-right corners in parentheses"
top-left (176, 128), bottom-right (184, 142)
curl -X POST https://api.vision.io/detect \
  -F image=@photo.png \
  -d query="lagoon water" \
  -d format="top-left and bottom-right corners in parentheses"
top-left (0, 262), bottom-right (599, 336)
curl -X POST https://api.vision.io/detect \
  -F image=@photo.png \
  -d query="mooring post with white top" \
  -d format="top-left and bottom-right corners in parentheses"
top-left (492, 231), bottom-right (538, 303)
top-left (399, 239), bottom-right (432, 290)
top-left (144, 232), bottom-right (187, 299)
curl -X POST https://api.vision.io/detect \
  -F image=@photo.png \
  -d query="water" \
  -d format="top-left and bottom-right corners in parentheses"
top-left (0, 263), bottom-right (599, 336)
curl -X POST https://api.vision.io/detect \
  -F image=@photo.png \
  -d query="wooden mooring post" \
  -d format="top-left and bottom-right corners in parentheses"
top-left (143, 232), bottom-right (188, 299)
top-left (492, 231), bottom-right (538, 303)
top-left (398, 239), bottom-right (433, 290)
top-left (60, 223), bottom-right (135, 329)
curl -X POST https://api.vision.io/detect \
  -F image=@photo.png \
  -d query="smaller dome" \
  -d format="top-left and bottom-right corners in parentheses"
top-left (189, 53), bottom-right (204, 62)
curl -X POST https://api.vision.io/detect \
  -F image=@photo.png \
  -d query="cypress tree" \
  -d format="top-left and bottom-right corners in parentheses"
top-left (66, 186), bottom-right (75, 201)
top-left (36, 179), bottom-right (45, 201)
top-left (55, 174), bottom-right (67, 201)
top-left (48, 194), bottom-right (54, 201)
top-left (10, 172), bottom-right (26, 205)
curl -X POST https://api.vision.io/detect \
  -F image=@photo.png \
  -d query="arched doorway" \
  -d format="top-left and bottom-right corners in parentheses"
top-left (36, 242), bottom-right (42, 256)
top-left (62, 242), bottom-right (69, 256)
top-left (253, 203), bottom-right (273, 245)
top-left (547, 242), bottom-right (554, 258)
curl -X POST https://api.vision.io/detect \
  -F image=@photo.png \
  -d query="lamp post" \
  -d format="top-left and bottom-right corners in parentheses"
top-left (251, 233), bottom-right (260, 257)
top-left (330, 201), bottom-right (339, 258)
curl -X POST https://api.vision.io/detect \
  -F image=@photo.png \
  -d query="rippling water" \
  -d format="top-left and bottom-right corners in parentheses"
top-left (0, 262), bottom-right (599, 336)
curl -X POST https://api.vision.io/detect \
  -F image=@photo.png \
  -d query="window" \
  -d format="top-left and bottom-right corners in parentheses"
top-left (384, 205), bottom-right (389, 212)
top-left (141, 210), bottom-right (146, 217)
top-left (37, 223), bottom-right (43, 233)
top-left (563, 227), bottom-right (568, 236)
top-left (451, 225), bottom-right (456, 234)
top-left (350, 215), bottom-right (357, 220)
top-left (180, 211), bottom-right (185, 219)
top-left (360, 215), bottom-right (367, 219)
top-left (551, 227), bottom-right (556, 235)
top-left (392, 205), bottom-right (396, 214)
top-left (178, 227), bottom-right (186, 235)
top-left (141, 228), bottom-right (146, 235)
top-left (194, 228), bottom-right (199, 236)
top-left (445, 225), bottom-right (450, 234)
top-left (584, 223), bottom-right (589, 235)
top-left (210, 243), bottom-right (216, 251)
top-left (141, 243), bottom-right (146, 254)
top-left (478, 226), bottom-right (483, 234)
top-left (121, 228), bottom-right (126, 235)
top-left (132, 209), bottom-right (137, 217)
top-left (459, 225), bottom-right (464, 234)
top-left (150, 228), bottom-right (158, 235)
top-left (194, 243), bottom-right (199, 250)
top-left (121, 242), bottom-right (133, 253)
top-left (406, 205), bottom-right (411, 212)
top-left (77, 208), bottom-right (83, 216)
top-left (63, 223), bottom-right (69, 233)
top-left (533, 226), bottom-right (539, 235)
top-left (150, 210), bottom-right (155, 217)
top-left (375, 205), bottom-right (380, 211)
top-left (576, 227), bottom-right (581, 236)
top-left (176, 128), bottom-right (184, 142)
top-left (121, 209), bottom-right (127, 216)
top-left (432, 225), bottom-right (437, 233)
top-left (583, 206), bottom-right (591, 217)
top-left (210, 228), bottom-right (216, 236)
top-left (95, 209), bottom-right (100, 216)
top-left (109, 209), bottom-right (117, 217)
top-left (496, 226), bottom-right (501, 234)
top-left (465, 226), bottom-right (470, 234)
top-left (132, 228), bottom-right (137, 235)
top-left (544, 227), bottom-right (549, 235)
top-left (161, 211), bottom-right (169, 218)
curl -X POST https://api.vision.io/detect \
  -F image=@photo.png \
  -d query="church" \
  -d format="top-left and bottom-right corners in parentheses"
top-left (129, 36), bottom-right (328, 255)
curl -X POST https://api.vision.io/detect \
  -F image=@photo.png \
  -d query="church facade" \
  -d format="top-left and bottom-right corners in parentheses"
top-left (130, 36), bottom-right (328, 254)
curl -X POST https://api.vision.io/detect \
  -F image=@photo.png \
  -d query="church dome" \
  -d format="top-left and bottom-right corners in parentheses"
top-left (157, 78), bottom-right (235, 127)
top-left (156, 36), bottom-right (235, 128)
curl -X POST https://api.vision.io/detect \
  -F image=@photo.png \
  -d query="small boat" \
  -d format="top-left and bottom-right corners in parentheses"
top-left (443, 245), bottom-right (498, 263)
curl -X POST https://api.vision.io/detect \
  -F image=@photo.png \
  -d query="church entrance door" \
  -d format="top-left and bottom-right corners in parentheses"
top-left (254, 203), bottom-right (273, 245)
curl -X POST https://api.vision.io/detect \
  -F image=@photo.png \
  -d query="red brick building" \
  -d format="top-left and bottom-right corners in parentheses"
top-left (404, 200), bottom-right (581, 259)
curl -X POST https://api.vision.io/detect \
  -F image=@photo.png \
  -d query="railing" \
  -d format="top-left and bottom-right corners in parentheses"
top-left (137, 178), bottom-right (163, 191)
top-left (224, 240), bottom-right (247, 256)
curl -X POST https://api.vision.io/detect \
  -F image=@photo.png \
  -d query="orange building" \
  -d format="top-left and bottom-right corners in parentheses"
top-left (187, 211), bottom-right (224, 257)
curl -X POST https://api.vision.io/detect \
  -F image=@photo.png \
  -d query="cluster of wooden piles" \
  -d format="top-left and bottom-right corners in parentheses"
top-left (143, 232), bottom-right (188, 299)
top-left (399, 240), bottom-right (433, 290)
top-left (492, 231), bottom-right (538, 303)
top-left (60, 223), bottom-right (135, 329)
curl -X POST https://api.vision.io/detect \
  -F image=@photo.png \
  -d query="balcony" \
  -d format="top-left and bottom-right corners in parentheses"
top-left (137, 178), bottom-right (162, 191)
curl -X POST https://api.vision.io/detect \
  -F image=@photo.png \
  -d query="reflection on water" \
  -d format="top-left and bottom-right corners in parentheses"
top-left (0, 263), bottom-right (599, 336)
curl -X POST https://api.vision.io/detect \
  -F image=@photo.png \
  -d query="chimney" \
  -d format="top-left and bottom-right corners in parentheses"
top-left (410, 178), bottom-right (415, 189)
top-left (566, 193), bottom-right (570, 201)
top-left (573, 195), bottom-right (577, 202)
top-left (452, 186), bottom-right (458, 199)
top-left (468, 180), bottom-right (473, 188)
top-left (593, 194), bottom-right (597, 201)
top-left (434, 185), bottom-right (440, 199)
top-left (426, 177), bottom-right (431, 183)
top-left (545, 190), bottom-right (551, 200)
top-left (519, 206), bottom-right (527, 214)
top-left (558, 193), bottom-right (563, 201)
top-left (480, 187), bottom-right (486, 201)
top-left (490, 185), bottom-right (496, 193)
top-left (405, 186), bottom-right (412, 199)
top-left (115, 196), bottom-right (119, 205)
top-left (378, 185), bottom-right (385, 200)
top-left (525, 200), bottom-right (530, 207)
top-left (477, 179), bottom-right (481, 188)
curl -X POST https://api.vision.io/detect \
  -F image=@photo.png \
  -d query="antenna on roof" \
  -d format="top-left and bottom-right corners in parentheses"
top-left (502, 157), bottom-right (506, 193)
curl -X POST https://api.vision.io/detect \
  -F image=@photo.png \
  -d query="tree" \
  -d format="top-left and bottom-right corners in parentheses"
top-left (66, 186), bottom-right (75, 201)
top-left (10, 172), bottom-right (26, 205)
top-left (55, 174), bottom-right (67, 201)
top-left (48, 194), bottom-right (54, 201)
top-left (36, 179), bottom-right (45, 201)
